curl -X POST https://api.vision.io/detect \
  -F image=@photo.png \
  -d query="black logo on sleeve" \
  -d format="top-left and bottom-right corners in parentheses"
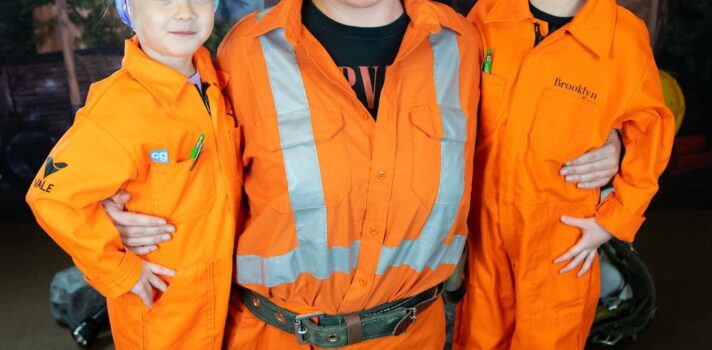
top-left (33, 157), bottom-right (67, 193)
top-left (43, 157), bottom-right (67, 178)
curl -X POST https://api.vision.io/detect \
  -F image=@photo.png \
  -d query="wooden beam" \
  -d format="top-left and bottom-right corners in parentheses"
top-left (55, 0), bottom-right (82, 113)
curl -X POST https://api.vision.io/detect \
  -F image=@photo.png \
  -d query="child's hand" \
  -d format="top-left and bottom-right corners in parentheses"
top-left (130, 261), bottom-right (176, 309)
top-left (554, 216), bottom-right (613, 277)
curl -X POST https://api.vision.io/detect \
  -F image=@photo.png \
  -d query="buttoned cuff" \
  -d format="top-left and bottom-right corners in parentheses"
top-left (595, 195), bottom-right (645, 242)
top-left (84, 251), bottom-right (143, 299)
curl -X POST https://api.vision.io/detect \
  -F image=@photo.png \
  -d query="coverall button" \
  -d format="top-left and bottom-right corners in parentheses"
top-left (369, 226), bottom-right (378, 236)
top-left (251, 297), bottom-right (261, 310)
top-left (275, 312), bottom-right (287, 324)
top-left (377, 170), bottom-right (386, 180)
top-left (359, 277), bottom-right (367, 286)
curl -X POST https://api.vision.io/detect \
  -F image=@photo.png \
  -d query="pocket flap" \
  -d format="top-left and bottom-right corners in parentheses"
top-left (530, 87), bottom-right (602, 163)
top-left (410, 104), bottom-right (468, 142)
top-left (410, 105), bottom-right (443, 139)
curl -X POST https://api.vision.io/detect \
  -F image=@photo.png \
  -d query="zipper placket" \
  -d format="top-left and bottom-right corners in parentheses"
top-left (534, 22), bottom-right (545, 47)
top-left (195, 83), bottom-right (211, 116)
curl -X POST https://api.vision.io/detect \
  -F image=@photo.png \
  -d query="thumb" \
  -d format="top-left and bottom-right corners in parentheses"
top-left (560, 215), bottom-right (589, 229)
top-left (114, 190), bottom-right (131, 206)
top-left (103, 190), bottom-right (131, 211)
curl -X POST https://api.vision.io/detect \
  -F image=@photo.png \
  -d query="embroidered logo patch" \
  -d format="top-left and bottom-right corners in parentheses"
top-left (150, 149), bottom-right (169, 164)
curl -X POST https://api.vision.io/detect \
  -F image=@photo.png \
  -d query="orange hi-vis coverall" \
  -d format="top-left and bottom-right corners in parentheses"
top-left (453, 0), bottom-right (675, 349)
top-left (215, 0), bottom-right (481, 348)
top-left (26, 38), bottom-right (241, 349)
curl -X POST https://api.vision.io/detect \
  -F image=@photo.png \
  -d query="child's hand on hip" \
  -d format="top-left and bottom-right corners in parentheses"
top-left (130, 261), bottom-right (176, 309)
top-left (554, 216), bottom-right (613, 277)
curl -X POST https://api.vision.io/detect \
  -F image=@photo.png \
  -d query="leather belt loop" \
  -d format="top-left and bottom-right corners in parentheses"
top-left (345, 314), bottom-right (363, 345)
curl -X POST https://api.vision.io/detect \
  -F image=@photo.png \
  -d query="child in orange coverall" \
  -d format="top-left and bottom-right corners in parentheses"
top-left (26, 1), bottom-right (241, 348)
top-left (455, 0), bottom-right (675, 349)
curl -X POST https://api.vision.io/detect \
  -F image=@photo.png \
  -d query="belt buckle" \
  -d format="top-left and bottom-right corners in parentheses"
top-left (294, 311), bottom-right (324, 344)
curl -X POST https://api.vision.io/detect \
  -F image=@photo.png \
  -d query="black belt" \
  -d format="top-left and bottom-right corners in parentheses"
top-left (239, 284), bottom-right (444, 348)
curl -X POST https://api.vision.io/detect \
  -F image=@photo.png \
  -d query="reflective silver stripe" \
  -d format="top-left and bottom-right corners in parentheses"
top-left (236, 28), bottom-right (359, 287)
top-left (377, 29), bottom-right (467, 275)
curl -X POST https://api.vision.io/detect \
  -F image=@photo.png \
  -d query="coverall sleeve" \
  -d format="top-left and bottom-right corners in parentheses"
top-left (594, 58), bottom-right (675, 242)
top-left (26, 116), bottom-right (143, 299)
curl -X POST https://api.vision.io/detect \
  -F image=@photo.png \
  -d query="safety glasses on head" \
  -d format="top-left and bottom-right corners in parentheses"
top-left (114, 0), bottom-right (220, 29)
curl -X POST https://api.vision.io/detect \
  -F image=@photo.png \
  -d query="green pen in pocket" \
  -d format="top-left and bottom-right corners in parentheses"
top-left (483, 48), bottom-right (493, 74)
top-left (189, 134), bottom-right (205, 171)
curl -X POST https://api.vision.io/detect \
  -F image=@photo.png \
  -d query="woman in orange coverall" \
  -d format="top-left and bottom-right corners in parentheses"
top-left (455, 0), bottom-right (675, 349)
top-left (26, 1), bottom-right (241, 349)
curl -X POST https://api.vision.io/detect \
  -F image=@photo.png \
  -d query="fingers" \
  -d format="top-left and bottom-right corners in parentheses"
top-left (607, 129), bottom-right (622, 150)
top-left (148, 262), bottom-right (176, 277)
top-left (559, 249), bottom-right (590, 274)
top-left (127, 245), bottom-right (158, 256)
top-left (553, 241), bottom-right (584, 264)
top-left (134, 281), bottom-right (153, 309)
top-left (564, 169), bottom-right (617, 186)
top-left (101, 190), bottom-right (130, 211)
top-left (108, 209), bottom-right (168, 227)
top-left (118, 225), bottom-right (173, 254)
top-left (148, 273), bottom-right (168, 293)
top-left (576, 178), bottom-right (611, 190)
top-left (560, 158), bottom-right (618, 178)
top-left (560, 216), bottom-right (590, 229)
top-left (564, 152), bottom-right (599, 167)
top-left (120, 224), bottom-right (173, 237)
top-left (121, 230), bottom-right (172, 247)
top-left (564, 144), bottom-right (610, 166)
top-left (578, 250), bottom-right (598, 277)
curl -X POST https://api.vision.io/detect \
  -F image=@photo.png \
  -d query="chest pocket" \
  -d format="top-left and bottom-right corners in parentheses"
top-left (479, 73), bottom-right (507, 141)
top-left (256, 106), bottom-right (351, 213)
top-left (529, 87), bottom-right (602, 163)
top-left (410, 104), bottom-right (468, 205)
top-left (150, 148), bottom-right (216, 223)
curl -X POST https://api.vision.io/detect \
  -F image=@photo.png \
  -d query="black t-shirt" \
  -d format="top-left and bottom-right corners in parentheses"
top-left (529, 3), bottom-right (574, 34)
top-left (302, 0), bottom-right (409, 119)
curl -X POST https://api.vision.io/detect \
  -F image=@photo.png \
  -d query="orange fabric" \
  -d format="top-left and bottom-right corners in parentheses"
top-left (26, 38), bottom-right (241, 349)
top-left (215, 0), bottom-right (481, 348)
top-left (455, 0), bottom-right (675, 349)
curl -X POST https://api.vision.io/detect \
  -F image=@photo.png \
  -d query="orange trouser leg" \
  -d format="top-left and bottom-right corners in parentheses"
top-left (106, 259), bottom-right (232, 350)
top-left (457, 202), bottom-right (600, 350)
top-left (455, 196), bottom-right (516, 350)
top-left (107, 296), bottom-right (143, 349)
top-left (223, 289), bottom-right (446, 350)
top-left (509, 204), bottom-right (601, 350)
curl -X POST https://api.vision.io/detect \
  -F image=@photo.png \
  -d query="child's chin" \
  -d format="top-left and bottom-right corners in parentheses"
top-left (164, 44), bottom-right (204, 58)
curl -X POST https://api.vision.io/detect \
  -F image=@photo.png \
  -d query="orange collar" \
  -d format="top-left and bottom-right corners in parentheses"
top-left (122, 37), bottom-right (223, 107)
top-left (242, 0), bottom-right (459, 44)
top-left (566, 0), bottom-right (616, 58)
top-left (483, 0), bottom-right (616, 57)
